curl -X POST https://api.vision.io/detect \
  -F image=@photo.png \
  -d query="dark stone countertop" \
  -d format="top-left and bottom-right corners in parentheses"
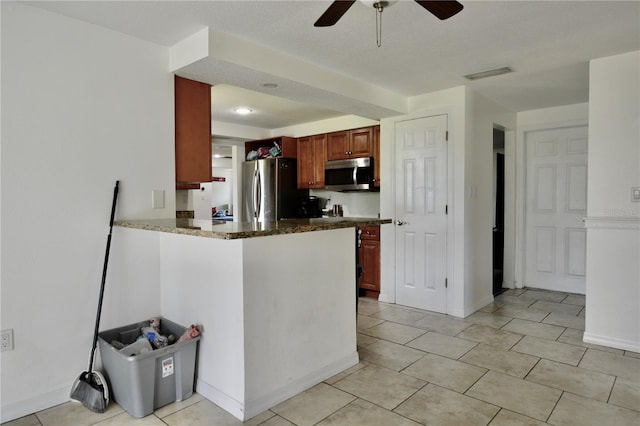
top-left (114, 217), bottom-right (392, 240)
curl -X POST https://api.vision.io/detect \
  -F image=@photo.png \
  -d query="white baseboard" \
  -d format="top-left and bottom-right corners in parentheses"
top-left (449, 294), bottom-right (495, 318)
top-left (195, 380), bottom-right (246, 420)
top-left (525, 281), bottom-right (586, 295)
top-left (377, 293), bottom-right (393, 303)
top-left (196, 351), bottom-right (359, 422)
top-left (1, 385), bottom-right (70, 423)
top-left (583, 332), bottom-right (640, 353)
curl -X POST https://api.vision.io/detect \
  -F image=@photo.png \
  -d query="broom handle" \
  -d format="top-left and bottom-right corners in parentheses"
top-left (88, 180), bottom-right (119, 371)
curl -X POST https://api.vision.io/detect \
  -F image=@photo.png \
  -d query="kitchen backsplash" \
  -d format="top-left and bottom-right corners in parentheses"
top-left (310, 189), bottom-right (380, 218)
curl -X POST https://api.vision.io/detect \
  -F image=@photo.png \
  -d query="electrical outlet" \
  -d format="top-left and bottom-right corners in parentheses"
top-left (1, 329), bottom-right (14, 352)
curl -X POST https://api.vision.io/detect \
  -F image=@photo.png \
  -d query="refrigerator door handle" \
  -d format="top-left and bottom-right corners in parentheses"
top-left (254, 168), bottom-right (262, 219)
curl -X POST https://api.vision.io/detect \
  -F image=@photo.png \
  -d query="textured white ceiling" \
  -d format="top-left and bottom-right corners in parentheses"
top-left (211, 84), bottom-right (344, 129)
top-left (26, 0), bottom-right (640, 128)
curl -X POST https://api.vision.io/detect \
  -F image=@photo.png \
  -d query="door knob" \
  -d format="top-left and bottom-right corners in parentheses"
top-left (396, 220), bottom-right (408, 226)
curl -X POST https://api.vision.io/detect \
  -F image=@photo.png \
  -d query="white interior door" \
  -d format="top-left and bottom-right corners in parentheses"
top-left (525, 125), bottom-right (588, 294)
top-left (395, 115), bottom-right (448, 313)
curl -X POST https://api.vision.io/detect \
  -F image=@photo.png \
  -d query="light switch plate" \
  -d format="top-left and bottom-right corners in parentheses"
top-left (632, 187), bottom-right (640, 202)
top-left (152, 190), bottom-right (165, 209)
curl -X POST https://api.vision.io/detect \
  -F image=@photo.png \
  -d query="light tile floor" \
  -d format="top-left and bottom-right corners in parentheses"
top-left (5, 289), bottom-right (640, 425)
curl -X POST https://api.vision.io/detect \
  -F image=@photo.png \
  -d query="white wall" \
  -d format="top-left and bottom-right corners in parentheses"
top-left (584, 51), bottom-right (640, 352)
top-left (272, 115), bottom-right (379, 138)
top-left (157, 228), bottom-right (357, 420)
top-left (1, 3), bottom-right (173, 421)
top-left (464, 90), bottom-right (516, 313)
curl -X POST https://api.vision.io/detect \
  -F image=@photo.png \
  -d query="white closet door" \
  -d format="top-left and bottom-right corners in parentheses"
top-left (395, 115), bottom-right (448, 313)
top-left (525, 125), bottom-right (588, 293)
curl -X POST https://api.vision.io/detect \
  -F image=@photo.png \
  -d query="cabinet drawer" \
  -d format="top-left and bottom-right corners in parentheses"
top-left (358, 226), bottom-right (380, 240)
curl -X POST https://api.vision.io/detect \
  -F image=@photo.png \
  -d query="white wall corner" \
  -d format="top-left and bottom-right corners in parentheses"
top-left (170, 27), bottom-right (210, 72)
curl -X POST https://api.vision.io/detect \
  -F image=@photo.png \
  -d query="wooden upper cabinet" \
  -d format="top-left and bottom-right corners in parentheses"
top-left (175, 76), bottom-right (211, 185)
top-left (326, 128), bottom-right (373, 160)
top-left (326, 131), bottom-right (349, 161)
top-left (372, 125), bottom-right (380, 187)
top-left (350, 127), bottom-right (373, 158)
top-left (297, 134), bottom-right (327, 189)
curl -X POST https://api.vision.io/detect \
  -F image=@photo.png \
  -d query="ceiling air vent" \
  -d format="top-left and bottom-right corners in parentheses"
top-left (464, 67), bottom-right (513, 81)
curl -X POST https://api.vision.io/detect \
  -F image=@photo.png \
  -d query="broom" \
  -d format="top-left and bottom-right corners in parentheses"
top-left (70, 180), bottom-right (119, 413)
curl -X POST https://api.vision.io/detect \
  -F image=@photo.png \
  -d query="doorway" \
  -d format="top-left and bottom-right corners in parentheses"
top-left (493, 128), bottom-right (506, 296)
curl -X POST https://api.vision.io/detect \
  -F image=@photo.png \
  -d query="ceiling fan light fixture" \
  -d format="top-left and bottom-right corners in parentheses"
top-left (464, 67), bottom-right (513, 80)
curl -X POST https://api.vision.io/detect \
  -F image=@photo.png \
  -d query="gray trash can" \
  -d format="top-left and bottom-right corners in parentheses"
top-left (97, 317), bottom-right (200, 418)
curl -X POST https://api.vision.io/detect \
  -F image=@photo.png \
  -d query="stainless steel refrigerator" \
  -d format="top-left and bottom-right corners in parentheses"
top-left (242, 158), bottom-right (306, 221)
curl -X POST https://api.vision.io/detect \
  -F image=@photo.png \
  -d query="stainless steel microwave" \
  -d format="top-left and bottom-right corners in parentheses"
top-left (324, 157), bottom-right (376, 192)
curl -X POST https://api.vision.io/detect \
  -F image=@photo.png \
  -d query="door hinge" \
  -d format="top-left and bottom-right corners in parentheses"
top-left (445, 278), bottom-right (448, 288)
top-left (445, 204), bottom-right (448, 215)
top-left (446, 131), bottom-right (449, 141)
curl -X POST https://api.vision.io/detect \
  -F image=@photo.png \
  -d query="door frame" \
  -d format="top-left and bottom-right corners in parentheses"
top-left (515, 119), bottom-right (589, 289)
top-left (380, 108), bottom-right (456, 315)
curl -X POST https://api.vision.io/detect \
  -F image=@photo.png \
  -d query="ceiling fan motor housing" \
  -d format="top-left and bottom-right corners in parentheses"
top-left (361, 0), bottom-right (398, 11)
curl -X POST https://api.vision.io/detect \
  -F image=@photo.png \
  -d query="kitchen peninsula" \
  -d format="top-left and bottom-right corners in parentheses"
top-left (114, 217), bottom-right (390, 421)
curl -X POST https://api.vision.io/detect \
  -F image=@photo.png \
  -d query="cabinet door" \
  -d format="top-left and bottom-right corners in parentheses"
top-left (311, 134), bottom-right (327, 188)
top-left (359, 240), bottom-right (380, 292)
top-left (297, 136), bottom-right (315, 189)
top-left (326, 131), bottom-right (349, 160)
top-left (350, 127), bottom-right (373, 158)
top-left (372, 125), bottom-right (380, 187)
top-left (175, 76), bottom-right (211, 184)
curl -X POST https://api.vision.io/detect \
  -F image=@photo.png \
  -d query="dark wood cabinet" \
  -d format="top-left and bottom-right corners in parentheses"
top-left (372, 125), bottom-right (380, 188)
top-left (297, 134), bottom-right (326, 189)
top-left (358, 225), bottom-right (380, 298)
top-left (326, 127), bottom-right (373, 161)
top-left (174, 76), bottom-right (211, 187)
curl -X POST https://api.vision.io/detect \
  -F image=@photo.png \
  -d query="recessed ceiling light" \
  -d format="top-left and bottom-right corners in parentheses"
top-left (234, 107), bottom-right (253, 115)
top-left (261, 83), bottom-right (278, 88)
top-left (464, 67), bottom-right (513, 80)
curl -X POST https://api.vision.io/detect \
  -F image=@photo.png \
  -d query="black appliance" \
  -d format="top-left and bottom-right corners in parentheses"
top-left (297, 196), bottom-right (322, 218)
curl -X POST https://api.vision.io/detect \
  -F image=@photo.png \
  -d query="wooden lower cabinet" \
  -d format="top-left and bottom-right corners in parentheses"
top-left (358, 226), bottom-right (380, 298)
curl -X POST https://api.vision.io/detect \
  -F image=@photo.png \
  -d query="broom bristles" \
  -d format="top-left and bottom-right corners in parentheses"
top-left (70, 373), bottom-right (107, 413)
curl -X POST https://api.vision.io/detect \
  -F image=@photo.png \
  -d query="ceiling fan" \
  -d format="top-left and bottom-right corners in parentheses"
top-left (314, 0), bottom-right (464, 27)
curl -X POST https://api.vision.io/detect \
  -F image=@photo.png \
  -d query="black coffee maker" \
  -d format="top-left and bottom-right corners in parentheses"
top-left (297, 196), bottom-right (322, 218)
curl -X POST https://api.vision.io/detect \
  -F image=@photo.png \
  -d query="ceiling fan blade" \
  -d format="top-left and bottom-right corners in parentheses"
top-left (314, 0), bottom-right (357, 27)
top-left (415, 1), bottom-right (464, 20)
